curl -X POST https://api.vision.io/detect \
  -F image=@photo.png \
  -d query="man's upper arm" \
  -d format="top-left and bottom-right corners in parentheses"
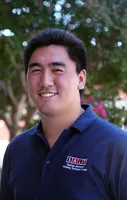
top-left (118, 148), bottom-right (127, 199)
top-left (110, 148), bottom-right (127, 200)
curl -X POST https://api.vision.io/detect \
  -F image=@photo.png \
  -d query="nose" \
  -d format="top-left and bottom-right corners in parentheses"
top-left (39, 71), bottom-right (54, 88)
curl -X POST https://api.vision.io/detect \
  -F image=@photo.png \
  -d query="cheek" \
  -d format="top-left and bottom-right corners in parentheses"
top-left (55, 76), bottom-right (70, 90)
top-left (55, 76), bottom-right (79, 94)
top-left (27, 79), bottom-right (33, 90)
top-left (27, 76), bottom-right (38, 89)
top-left (54, 76), bottom-right (63, 85)
top-left (27, 82), bottom-right (37, 98)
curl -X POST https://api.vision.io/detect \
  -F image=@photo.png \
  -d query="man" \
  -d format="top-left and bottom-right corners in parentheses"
top-left (0, 28), bottom-right (127, 200)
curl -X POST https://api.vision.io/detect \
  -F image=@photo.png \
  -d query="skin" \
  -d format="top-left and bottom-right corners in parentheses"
top-left (27, 45), bottom-right (86, 147)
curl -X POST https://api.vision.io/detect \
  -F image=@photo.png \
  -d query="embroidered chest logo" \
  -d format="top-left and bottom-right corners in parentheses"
top-left (63, 156), bottom-right (87, 171)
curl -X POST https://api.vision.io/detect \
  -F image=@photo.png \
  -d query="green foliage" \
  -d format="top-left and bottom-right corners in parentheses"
top-left (0, 0), bottom-right (127, 138)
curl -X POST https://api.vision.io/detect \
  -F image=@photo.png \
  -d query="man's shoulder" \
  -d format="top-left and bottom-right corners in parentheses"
top-left (12, 125), bottom-right (37, 141)
top-left (93, 116), bottom-right (127, 149)
top-left (6, 125), bottom-right (37, 154)
top-left (96, 116), bottom-right (126, 134)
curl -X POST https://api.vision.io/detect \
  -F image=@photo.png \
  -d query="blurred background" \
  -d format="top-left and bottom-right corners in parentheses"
top-left (0, 0), bottom-right (127, 179)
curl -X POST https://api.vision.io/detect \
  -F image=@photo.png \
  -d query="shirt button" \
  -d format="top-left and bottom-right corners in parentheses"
top-left (46, 160), bottom-right (50, 164)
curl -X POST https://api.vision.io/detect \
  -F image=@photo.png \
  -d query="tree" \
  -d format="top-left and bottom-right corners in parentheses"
top-left (0, 0), bottom-right (127, 140)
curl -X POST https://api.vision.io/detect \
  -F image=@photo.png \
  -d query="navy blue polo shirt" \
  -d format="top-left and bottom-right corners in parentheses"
top-left (1, 104), bottom-right (127, 200)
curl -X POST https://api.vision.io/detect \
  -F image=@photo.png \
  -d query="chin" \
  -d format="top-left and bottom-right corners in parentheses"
top-left (40, 105), bottom-right (64, 116)
top-left (39, 107), bottom-right (57, 115)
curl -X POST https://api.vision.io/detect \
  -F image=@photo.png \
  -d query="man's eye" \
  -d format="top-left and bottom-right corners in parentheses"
top-left (31, 69), bottom-right (41, 73)
top-left (53, 69), bottom-right (63, 72)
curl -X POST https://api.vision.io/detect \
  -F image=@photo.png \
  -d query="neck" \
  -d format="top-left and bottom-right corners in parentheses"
top-left (40, 105), bottom-right (84, 148)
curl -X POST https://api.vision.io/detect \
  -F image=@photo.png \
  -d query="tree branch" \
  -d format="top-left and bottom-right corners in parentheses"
top-left (5, 43), bottom-right (20, 70)
top-left (0, 80), bottom-right (8, 96)
top-left (16, 93), bottom-right (27, 122)
top-left (20, 70), bottom-right (28, 93)
top-left (7, 80), bottom-right (18, 108)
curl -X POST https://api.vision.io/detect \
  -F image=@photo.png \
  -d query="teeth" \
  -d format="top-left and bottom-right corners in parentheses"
top-left (40, 93), bottom-right (56, 97)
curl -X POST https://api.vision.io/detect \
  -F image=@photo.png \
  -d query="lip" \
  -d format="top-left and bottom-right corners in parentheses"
top-left (38, 92), bottom-right (58, 98)
top-left (38, 91), bottom-right (57, 94)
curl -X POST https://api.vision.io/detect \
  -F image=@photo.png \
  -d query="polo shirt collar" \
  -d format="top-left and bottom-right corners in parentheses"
top-left (30, 104), bottom-right (97, 135)
top-left (71, 104), bottom-right (97, 133)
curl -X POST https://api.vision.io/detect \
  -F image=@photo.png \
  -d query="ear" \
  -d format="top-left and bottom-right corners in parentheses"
top-left (78, 70), bottom-right (86, 90)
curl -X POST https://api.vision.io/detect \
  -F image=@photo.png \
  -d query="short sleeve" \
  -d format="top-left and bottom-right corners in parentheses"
top-left (110, 148), bottom-right (127, 199)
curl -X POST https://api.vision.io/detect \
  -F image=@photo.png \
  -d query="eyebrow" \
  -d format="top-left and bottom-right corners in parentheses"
top-left (28, 61), bottom-right (66, 68)
top-left (28, 62), bottom-right (41, 68)
top-left (48, 62), bottom-right (66, 67)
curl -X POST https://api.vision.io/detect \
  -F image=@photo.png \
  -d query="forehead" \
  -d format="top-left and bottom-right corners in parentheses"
top-left (29, 45), bottom-right (70, 62)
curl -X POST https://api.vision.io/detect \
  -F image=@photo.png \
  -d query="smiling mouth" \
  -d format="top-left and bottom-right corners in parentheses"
top-left (40, 93), bottom-right (57, 97)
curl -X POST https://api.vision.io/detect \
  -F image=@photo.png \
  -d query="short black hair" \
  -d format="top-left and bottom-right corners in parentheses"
top-left (24, 28), bottom-right (87, 97)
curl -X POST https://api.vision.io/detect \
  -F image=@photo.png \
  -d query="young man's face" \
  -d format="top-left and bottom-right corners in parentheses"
top-left (27, 45), bottom-right (86, 117)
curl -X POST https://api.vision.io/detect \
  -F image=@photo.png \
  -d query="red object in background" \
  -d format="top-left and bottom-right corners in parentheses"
top-left (93, 102), bottom-right (107, 119)
top-left (81, 96), bottom-right (107, 119)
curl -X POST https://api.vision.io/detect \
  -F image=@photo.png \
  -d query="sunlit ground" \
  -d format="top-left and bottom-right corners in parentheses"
top-left (0, 120), bottom-right (9, 168)
top-left (0, 140), bottom-right (9, 168)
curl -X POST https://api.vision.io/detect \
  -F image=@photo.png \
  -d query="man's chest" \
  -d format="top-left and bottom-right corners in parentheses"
top-left (9, 140), bottom-right (112, 200)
